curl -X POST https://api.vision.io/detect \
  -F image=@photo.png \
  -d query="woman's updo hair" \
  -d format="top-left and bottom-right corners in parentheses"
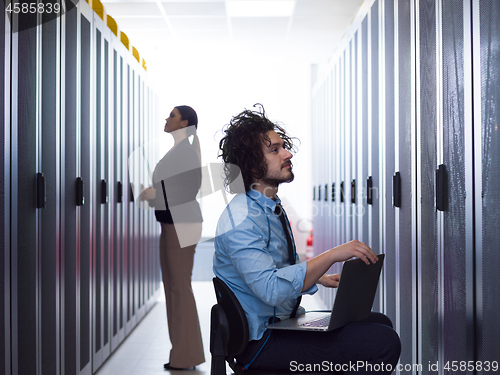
top-left (175, 105), bottom-right (198, 129)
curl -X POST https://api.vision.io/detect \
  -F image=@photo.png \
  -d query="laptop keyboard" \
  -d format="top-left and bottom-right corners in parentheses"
top-left (299, 315), bottom-right (331, 328)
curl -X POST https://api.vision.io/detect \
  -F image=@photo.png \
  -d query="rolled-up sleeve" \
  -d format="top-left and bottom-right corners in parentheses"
top-left (222, 211), bottom-right (317, 306)
top-left (214, 191), bottom-right (317, 341)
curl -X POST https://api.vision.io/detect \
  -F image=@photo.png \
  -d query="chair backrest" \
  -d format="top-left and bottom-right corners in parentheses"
top-left (212, 277), bottom-right (249, 357)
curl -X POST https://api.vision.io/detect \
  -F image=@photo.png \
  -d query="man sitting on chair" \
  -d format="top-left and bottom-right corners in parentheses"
top-left (213, 105), bottom-right (401, 374)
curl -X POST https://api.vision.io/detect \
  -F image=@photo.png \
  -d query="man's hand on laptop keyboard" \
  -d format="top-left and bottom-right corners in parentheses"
top-left (318, 273), bottom-right (341, 288)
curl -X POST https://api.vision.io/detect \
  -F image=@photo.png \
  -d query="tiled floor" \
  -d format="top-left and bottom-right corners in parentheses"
top-left (95, 241), bottom-right (326, 375)
top-left (94, 281), bottom-right (216, 375)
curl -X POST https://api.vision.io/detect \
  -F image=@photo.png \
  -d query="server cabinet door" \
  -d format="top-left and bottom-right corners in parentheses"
top-left (333, 62), bottom-right (341, 254)
top-left (350, 35), bottom-right (359, 244)
top-left (475, 0), bottom-right (500, 370)
top-left (311, 89), bottom-right (321, 262)
top-left (131, 68), bottom-right (140, 322)
top-left (61, 2), bottom-right (81, 374)
top-left (110, 44), bottom-right (126, 351)
top-left (102, 33), bottom-right (112, 364)
top-left (120, 56), bottom-right (131, 340)
top-left (396, 0), bottom-right (417, 372)
top-left (369, 0), bottom-right (382, 313)
top-left (39, 9), bottom-right (62, 375)
top-left (1, 2), bottom-right (9, 374)
top-left (79, 4), bottom-right (93, 374)
top-left (382, 0), bottom-right (397, 328)
top-left (441, 0), bottom-right (473, 370)
top-left (12, 8), bottom-right (39, 375)
top-left (339, 51), bottom-right (347, 247)
top-left (125, 62), bottom-right (139, 334)
top-left (417, 0), bottom-right (440, 370)
top-left (346, 41), bottom-right (355, 243)
top-left (137, 74), bottom-right (146, 320)
top-left (92, 13), bottom-right (112, 371)
top-left (360, 16), bottom-right (370, 254)
top-left (418, 1), bottom-right (474, 372)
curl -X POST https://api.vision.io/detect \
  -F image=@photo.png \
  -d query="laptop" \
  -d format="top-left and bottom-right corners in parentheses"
top-left (267, 254), bottom-right (385, 332)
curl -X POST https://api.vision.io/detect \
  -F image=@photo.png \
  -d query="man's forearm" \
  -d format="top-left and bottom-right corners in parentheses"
top-left (301, 249), bottom-right (337, 291)
top-left (301, 240), bottom-right (378, 292)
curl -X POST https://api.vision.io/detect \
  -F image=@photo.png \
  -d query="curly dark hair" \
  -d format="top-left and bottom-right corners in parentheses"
top-left (218, 104), bottom-right (297, 193)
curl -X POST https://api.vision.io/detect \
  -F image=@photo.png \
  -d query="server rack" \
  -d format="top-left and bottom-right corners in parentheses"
top-left (39, 8), bottom-right (62, 375)
top-left (3, 0), bottom-right (161, 374)
top-left (474, 0), bottom-right (500, 371)
top-left (1, 1), bottom-right (10, 374)
top-left (395, 0), bottom-right (418, 372)
top-left (312, 0), bottom-right (498, 374)
top-left (11, 5), bottom-right (39, 375)
top-left (80, 4), bottom-right (94, 374)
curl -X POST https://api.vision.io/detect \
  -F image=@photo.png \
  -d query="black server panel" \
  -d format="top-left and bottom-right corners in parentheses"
top-left (40, 13), bottom-right (60, 375)
top-left (384, 0), bottom-right (397, 329)
top-left (361, 17), bottom-right (369, 253)
top-left (15, 11), bottom-right (38, 375)
top-left (3, 1), bottom-right (160, 374)
top-left (370, 0), bottom-right (381, 314)
top-left (80, 12), bottom-right (92, 373)
top-left (479, 0), bottom-right (500, 368)
top-left (311, 0), bottom-right (499, 373)
top-left (418, 0), bottom-right (440, 370)
top-left (63, 4), bottom-right (79, 374)
top-left (442, 0), bottom-right (469, 369)
top-left (397, 0), bottom-right (415, 371)
top-left (1, 1), bottom-right (7, 373)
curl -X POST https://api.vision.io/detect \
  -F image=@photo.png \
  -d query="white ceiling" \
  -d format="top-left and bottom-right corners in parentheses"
top-left (100, 0), bottom-right (365, 65)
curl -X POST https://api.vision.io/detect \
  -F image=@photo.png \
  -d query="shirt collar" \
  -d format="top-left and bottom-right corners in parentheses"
top-left (247, 188), bottom-right (282, 212)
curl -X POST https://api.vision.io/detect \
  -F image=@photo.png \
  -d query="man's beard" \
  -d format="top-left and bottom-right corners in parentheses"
top-left (262, 170), bottom-right (295, 187)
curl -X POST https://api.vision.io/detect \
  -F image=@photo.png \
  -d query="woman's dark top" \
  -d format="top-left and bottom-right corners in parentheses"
top-left (151, 137), bottom-right (202, 224)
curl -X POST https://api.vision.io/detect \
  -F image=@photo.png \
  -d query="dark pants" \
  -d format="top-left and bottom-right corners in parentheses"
top-left (236, 312), bottom-right (401, 374)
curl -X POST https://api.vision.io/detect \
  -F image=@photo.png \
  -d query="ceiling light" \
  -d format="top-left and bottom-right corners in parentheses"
top-left (226, 1), bottom-right (295, 18)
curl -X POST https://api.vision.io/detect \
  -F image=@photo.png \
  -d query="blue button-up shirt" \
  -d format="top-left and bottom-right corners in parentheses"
top-left (213, 189), bottom-right (318, 341)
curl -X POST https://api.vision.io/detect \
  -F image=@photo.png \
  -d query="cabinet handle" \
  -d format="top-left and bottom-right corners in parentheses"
top-left (331, 183), bottom-right (335, 202)
top-left (130, 183), bottom-right (134, 202)
top-left (76, 177), bottom-right (85, 206)
top-left (351, 179), bottom-right (356, 204)
top-left (367, 176), bottom-right (373, 205)
top-left (325, 184), bottom-right (328, 202)
top-left (117, 181), bottom-right (123, 203)
top-left (436, 164), bottom-right (447, 211)
top-left (101, 179), bottom-right (108, 204)
top-left (393, 172), bottom-right (401, 208)
top-left (340, 181), bottom-right (345, 203)
top-left (36, 173), bottom-right (46, 209)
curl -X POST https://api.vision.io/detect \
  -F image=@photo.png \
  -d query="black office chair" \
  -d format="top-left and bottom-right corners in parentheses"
top-left (210, 277), bottom-right (339, 375)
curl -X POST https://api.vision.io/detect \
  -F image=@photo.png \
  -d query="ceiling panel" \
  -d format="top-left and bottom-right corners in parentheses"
top-left (123, 29), bottom-right (171, 42)
top-left (168, 17), bottom-right (228, 31)
top-left (177, 28), bottom-right (232, 43)
top-left (113, 17), bottom-right (168, 30)
top-left (102, 2), bottom-right (160, 16)
top-left (101, 0), bottom-right (364, 63)
top-left (161, 2), bottom-right (227, 16)
top-left (291, 16), bottom-right (351, 33)
top-left (230, 17), bottom-right (289, 31)
top-left (294, 0), bottom-right (364, 17)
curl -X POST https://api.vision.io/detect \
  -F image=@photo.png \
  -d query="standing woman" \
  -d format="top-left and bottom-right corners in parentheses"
top-left (140, 105), bottom-right (205, 370)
